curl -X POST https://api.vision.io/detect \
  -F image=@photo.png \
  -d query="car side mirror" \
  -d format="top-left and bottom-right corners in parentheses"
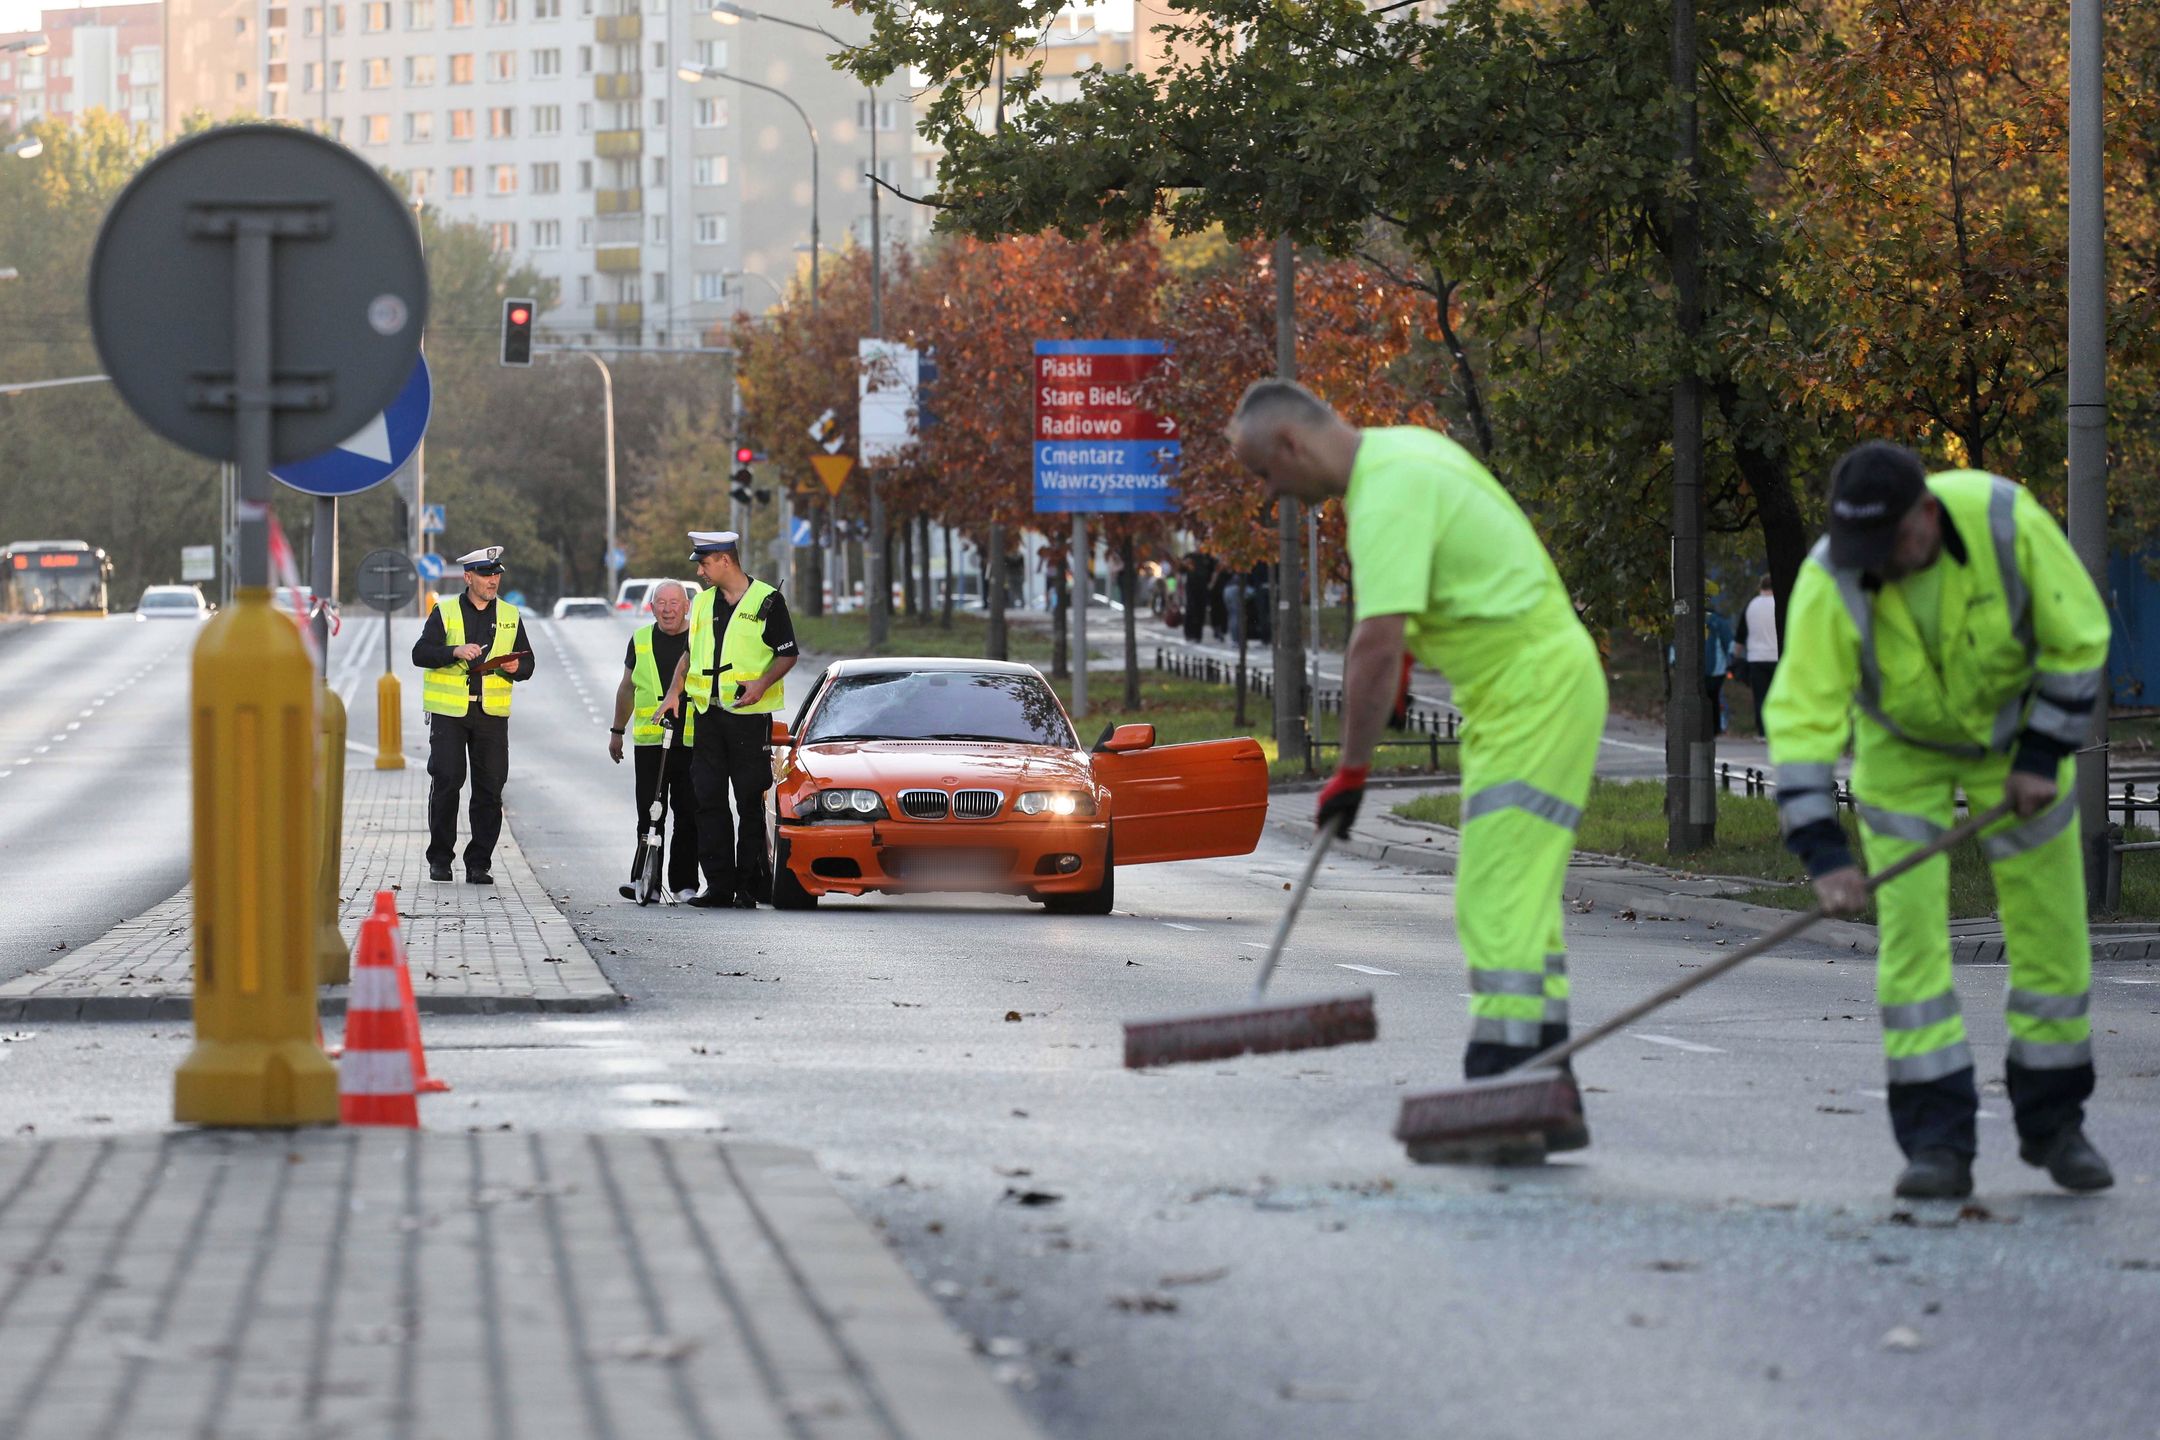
top-left (1097, 723), bottom-right (1155, 754)
top-left (769, 719), bottom-right (791, 747)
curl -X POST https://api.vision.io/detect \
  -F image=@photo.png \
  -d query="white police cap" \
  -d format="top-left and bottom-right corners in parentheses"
top-left (456, 546), bottom-right (506, 573)
top-left (688, 531), bottom-right (740, 557)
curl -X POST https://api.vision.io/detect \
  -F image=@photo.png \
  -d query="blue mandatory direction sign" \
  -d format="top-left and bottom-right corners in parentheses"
top-left (270, 354), bottom-right (433, 498)
top-left (415, 552), bottom-right (448, 581)
top-left (789, 516), bottom-right (815, 547)
top-left (1032, 339), bottom-right (1179, 514)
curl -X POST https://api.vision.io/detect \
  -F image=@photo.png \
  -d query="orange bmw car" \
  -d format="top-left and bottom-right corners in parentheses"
top-left (766, 658), bottom-right (1269, 912)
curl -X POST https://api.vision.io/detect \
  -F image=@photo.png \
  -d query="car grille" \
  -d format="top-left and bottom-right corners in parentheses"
top-left (897, 790), bottom-right (949, 820)
top-left (953, 789), bottom-right (1002, 819)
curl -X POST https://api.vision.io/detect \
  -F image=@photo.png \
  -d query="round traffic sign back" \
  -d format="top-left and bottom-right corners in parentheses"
top-left (87, 125), bottom-right (428, 465)
top-left (357, 549), bottom-right (419, 612)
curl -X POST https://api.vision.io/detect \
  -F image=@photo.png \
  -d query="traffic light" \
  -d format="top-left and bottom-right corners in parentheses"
top-left (730, 466), bottom-right (755, 504)
top-left (499, 297), bottom-right (535, 366)
top-left (735, 445), bottom-right (755, 465)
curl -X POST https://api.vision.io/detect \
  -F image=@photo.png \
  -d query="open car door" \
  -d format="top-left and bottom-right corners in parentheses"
top-left (1095, 736), bottom-right (1269, 864)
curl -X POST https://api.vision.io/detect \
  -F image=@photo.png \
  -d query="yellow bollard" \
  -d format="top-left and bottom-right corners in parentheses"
top-left (175, 588), bottom-right (340, 1127)
top-left (375, 671), bottom-right (405, 770)
top-left (315, 682), bottom-right (352, 987)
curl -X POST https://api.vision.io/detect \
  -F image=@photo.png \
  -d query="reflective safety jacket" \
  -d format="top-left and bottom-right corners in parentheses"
top-left (686, 579), bottom-right (784, 715)
top-left (1765, 471), bottom-right (2109, 869)
top-left (630, 622), bottom-right (694, 744)
top-left (423, 599), bottom-right (521, 718)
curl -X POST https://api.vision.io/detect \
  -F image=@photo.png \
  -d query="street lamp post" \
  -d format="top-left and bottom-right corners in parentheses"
top-left (586, 352), bottom-right (619, 602)
top-left (675, 64), bottom-right (818, 309)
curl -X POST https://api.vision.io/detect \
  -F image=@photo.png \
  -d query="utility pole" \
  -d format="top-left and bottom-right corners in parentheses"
top-left (1665, 0), bottom-right (1713, 853)
top-left (865, 83), bottom-right (889, 648)
top-left (2068, 0), bottom-right (2109, 903)
top-left (1273, 235), bottom-right (1307, 768)
top-left (986, 50), bottom-right (1009, 661)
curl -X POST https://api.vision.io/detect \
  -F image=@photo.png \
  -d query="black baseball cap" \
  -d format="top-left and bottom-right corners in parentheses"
top-left (1827, 441), bottom-right (1927, 573)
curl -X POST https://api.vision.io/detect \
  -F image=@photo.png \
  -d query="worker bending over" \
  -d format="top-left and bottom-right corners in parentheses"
top-left (1766, 441), bottom-right (2113, 1199)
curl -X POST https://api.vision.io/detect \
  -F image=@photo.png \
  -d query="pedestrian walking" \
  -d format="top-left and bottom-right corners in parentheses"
top-left (609, 579), bottom-right (701, 901)
top-left (1181, 552), bottom-right (1212, 642)
top-left (660, 532), bottom-right (799, 909)
top-left (1736, 573), bottom-right (1780, 734)
top-left (1208, 568), bottom-right (1231, 641)
top-left (1766, 441), bottom-right (2113, 1199)
top-left (411, 546), bottom-right (534, 885)
top-left (1229, 381), bottom-right (1608, 1122)
top-left (1705, 604), bottom-right (1736, 736)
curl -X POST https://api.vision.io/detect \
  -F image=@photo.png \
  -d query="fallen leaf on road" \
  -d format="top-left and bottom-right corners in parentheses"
top-left (1283, 882), bottom-right (1292, 890)
top-left (1644, 1259), bottom-right (1696, 1273)
top-left (1125, 959), bottom-right (1141, 966)
top-left (1880, 1326), bottom-right (1925, 1353)
top-left (1005, 1010), bottom-right (1023, 1022)
top-left (1004, 1188), bottom-right (1063, 1207)
top-left (1618, 908), bottom-right (1638, 921)
top-left (1110, 1291), bottom-right (1178, 1314)
top-left (892, 1001), bottom-right (922, 1008)
top-left (1159, 1266), bottom-right (1229, 1288)
top-left (1817, 1105), bottom-right (1861, 1115)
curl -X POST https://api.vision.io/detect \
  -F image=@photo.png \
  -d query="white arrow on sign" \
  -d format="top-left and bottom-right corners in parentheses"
top-left (337, 411), bottom-right (394, 464)
top-left (1156, 417), bottom-right (1178, 436)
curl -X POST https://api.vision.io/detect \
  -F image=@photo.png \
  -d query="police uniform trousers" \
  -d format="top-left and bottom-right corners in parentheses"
top-left (692, 705), bottom-right (772, 901)
top-left (1446, 600), bottom-right (1609, 1079)
top-left (633, 737), bottom-right (702, 894)
top-left (427, 710), bottom-right (510, 873)
top-left (1853, 734), bottom-right (2093, 1159)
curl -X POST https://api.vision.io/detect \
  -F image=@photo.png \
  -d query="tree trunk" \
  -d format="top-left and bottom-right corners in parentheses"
top-left (918, 512), bottom-right (933, 624)
top-left (987, 522), bottom-right (1008, 660)
top-left (806, 500), bottom-right (827, 618)
top-left (1119, 533), bottom-right (1140, 709)
top-left (1717, 381), bottom-right (1809, 646)
top-left (941, 523), bottom-right (954, 629)
top-left (900, 518), bottom-right (916, 618)
top-left (1050, 549), bottom-right (1069, 680)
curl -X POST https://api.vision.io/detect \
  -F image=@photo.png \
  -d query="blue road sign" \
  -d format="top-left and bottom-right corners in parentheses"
top-left (270, 354), bottom-right (433, 498)
top-left (789, 517), bottom-right (814, 547)
top-left (415, 552), bottom-right (448, 581)
top-left (422, 504), bottom-right (445, 534)
top-left (1032, 340), bottom-right (1178, 514)
top-left (606, 545), bottom-right (627, 571)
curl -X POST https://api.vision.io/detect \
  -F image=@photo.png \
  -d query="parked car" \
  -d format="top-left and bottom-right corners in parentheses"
top-left (614, 577), bottom-right (702, 615)
top-left (551, 596), bottom-right (614, 620)
top-left (135, 584), bottom-right (212, 621)
top-left (765, 657), bottom-right (1268, 912)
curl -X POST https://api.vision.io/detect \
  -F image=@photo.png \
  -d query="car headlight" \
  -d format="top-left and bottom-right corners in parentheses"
top-left (805, 788), bottom-right (886, 820)
top-left (1016, 790), bottom-right (1096, 816)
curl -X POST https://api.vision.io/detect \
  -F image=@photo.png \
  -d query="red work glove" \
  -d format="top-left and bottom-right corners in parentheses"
top-left (1389, 652), bottom-right (1415, 731)
top-left (1316, 765), bottom-right (1369, 836)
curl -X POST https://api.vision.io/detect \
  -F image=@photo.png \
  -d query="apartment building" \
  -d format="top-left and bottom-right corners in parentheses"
top-left (164, 0), bottom-right (919, 345)
top-left (0, 4), bottom-right (164, 135)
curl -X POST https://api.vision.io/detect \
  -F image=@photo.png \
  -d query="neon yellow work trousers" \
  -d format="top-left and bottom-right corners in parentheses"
top-left (1852, 736), bottom-right (2094, 1155)
top-left (1438, 607), bottom-right (1607, 1075)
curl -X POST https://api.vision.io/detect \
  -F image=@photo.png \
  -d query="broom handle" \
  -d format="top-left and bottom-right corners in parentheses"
top-left (1520, 799), bottom-right (2012, 1075)
top-left (1252, 822), bottom-right (1340, 1003)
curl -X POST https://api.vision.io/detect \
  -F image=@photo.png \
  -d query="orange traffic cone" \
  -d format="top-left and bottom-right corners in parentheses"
top-left (373, 891), bottom-right (449, 1094)
top-left (338, 910), bottom-right (419, 1128)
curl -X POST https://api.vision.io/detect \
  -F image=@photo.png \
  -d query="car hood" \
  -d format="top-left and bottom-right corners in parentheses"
top-left (787, 740), bottom-right (1093, 794)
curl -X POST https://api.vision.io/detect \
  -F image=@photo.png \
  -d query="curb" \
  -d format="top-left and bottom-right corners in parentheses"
top-left (0, 988), bottom-right (627, 1023)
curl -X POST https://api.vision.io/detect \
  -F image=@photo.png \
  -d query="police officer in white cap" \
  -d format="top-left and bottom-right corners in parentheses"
top-left (411, 546), bottom-right (534, 884)
top-left (660, 531), bottom-right (798, 907)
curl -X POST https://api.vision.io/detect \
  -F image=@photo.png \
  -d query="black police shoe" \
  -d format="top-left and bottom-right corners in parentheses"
top-left (1893, 1148), bottom-right (1974, 1200)
top-left (732, 893), bottom-right (760, 910)
top-left (685, 890), bottom-right (733, 908)
top-left (429, 864), bottom-right (453, 883)
top-left (2020, 1128), bottom-right (2114, 1192)
top-left (465, 870), bottom-right (493, 886)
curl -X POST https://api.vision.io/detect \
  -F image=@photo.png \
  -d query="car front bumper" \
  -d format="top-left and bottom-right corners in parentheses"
top-left (778, 817), bottom-right (1110, 897)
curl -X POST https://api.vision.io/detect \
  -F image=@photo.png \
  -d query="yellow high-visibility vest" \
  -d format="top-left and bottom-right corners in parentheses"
top-left (630, 622), bottom-right (695, 743)
top-left (686, 579), bottom-right (784, 714)
top-left (423, 599), bottom-right (520, 718)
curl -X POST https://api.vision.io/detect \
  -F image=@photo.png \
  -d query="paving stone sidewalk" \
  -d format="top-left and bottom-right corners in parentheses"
top-left (0, 1130), bottom-right (1041, 1440)
top-left (0, 762), bottom-right (620, 1021)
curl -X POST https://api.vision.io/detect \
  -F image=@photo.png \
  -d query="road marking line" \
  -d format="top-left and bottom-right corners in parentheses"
top-left (1632, 1033), bottom-right (1725, 1054)
top-left (2110, 978), bottom-right (2158, 985)
top-left (537, 1018), bottom-right (629, 1033)
top-left (1161, 922), bottom-right (1201, 931)
top-left (594, 1056), bottom-right (671, 1075)
top-left (616, 1108), bottom-right (724, 1131)
top-left (1336, 963), bottom-right (1398, 976)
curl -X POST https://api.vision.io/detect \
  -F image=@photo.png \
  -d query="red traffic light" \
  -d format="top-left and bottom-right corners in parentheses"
top-left (735, 446), bottom-right (755, 464)
top-left (508, 306), bottom-right (530, 326)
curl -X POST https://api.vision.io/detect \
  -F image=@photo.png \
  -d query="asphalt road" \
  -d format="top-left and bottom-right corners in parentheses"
top-left (0, 615), bottom-right (195, 983)
top-left (3, 611), bottom-right (2158, 1440)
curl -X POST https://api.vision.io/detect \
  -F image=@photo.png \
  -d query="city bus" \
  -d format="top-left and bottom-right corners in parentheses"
top-left (1, 540), bottom-right (114, 618)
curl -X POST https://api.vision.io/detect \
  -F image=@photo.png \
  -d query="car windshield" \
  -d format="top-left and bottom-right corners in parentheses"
top-left (803, 671), bottom-right (1077, 749)
top-left (561, 601), bottom-right (609, 618)
top-left (141, 592), bottom-right (196, 609)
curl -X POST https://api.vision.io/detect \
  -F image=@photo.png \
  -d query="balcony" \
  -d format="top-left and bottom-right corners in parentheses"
top-left (593, 72), bottom-right (641, 100)
top-left (594, 13), bottom-right (641, 42)
top-left (594, 187), bottom-right (643, 214)
top-left (594, 128), bottom-right (643, 158)
top-left (595, 245), bottom-right (641, 274)
top-left (594, 303), bottom-right (643, 331)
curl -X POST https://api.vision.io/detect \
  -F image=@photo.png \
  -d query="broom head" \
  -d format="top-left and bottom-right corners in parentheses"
top-left (1393, 1068), bottom-right (1582, 1162)
top-left (1123, 993), bottom-right (1377, 1070)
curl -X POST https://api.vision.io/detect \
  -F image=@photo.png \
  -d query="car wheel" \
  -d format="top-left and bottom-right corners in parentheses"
top-left (771, 841), bottom-right (818, 910)
top-left (1042, 837), bottom-right (1114, 915)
